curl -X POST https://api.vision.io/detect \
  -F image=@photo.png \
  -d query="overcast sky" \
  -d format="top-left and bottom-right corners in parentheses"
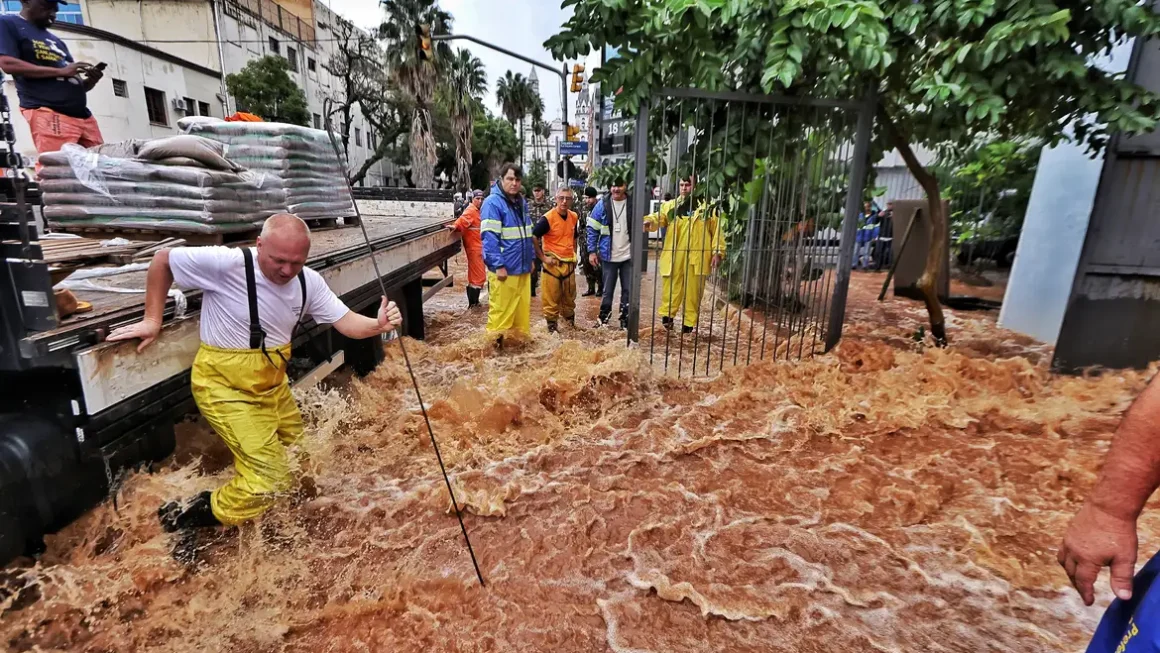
top-left (321, 0), bottom-right (579, 121)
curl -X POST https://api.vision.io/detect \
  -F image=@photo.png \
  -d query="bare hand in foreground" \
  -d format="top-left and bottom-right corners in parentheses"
top-left (496, 266), bottom-right (508, 281)
top-left (1058, 503), bottom-right (1138, 606)
top-left (588, 253), bottom-right (598, 269)
top-left (377, 296), bottom-right (401, 333)
top-left (106, 318), bottom-right (162, 353)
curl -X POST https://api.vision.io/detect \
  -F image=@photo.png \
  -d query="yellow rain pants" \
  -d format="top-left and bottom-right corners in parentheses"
top-left (660, 267), bottom-right (708, 328)
top-left (541, 258), bottom-right (577, 323)
top-left (191, 343), bottom-right (303, 526)
top-left (486, 271), bottom-right (531, 335)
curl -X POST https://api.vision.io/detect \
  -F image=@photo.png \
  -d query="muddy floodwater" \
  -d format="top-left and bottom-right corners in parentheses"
top-left (2, 273), bottom-right (1156, 652)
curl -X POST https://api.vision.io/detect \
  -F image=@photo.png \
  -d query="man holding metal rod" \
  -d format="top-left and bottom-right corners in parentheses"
top-left (107, 214), bottom-right (401, 552)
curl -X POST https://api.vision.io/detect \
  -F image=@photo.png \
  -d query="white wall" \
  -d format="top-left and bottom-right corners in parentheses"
top-left (998, 39), bottom-right (1136, 344)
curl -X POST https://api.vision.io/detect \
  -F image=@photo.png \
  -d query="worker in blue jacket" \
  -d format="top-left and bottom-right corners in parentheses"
top-left (586, 178), bottom-right (635, 329)
top-left (481, 162), bottom-right (536, 341)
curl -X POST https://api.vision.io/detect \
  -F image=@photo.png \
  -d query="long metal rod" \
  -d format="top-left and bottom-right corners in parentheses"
top-left (878, 208), bottom-right (922, 301)
top-left (323, 101), bottom-right (486, 587)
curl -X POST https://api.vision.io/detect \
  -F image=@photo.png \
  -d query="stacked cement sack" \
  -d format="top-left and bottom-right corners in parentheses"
top-left (179, 118), bottom-right (356, 220)
top-left (40, 139), bottom-right (287, 235)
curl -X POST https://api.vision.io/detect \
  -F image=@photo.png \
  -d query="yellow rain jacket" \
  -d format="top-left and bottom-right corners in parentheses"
top-left (645, 198), bottom-right (726, 277)
top-left (645, 198), bottom-right (727, 328)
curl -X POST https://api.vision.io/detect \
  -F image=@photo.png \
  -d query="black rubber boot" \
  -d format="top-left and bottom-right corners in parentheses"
top-left (159, 491), bottom-right (220, 533)
top-left (547, 321), bottom-right (559, 334)
top-left (599, 312), bottom-right (610, 326)
top-left (619, 315), bottom-right (628, 330)
top-left (466, 286), bottom-right (480, 307)
top-left (662, 317), bottom-right (674, 331)
top-left (682, 325), bottom-right (695, 334)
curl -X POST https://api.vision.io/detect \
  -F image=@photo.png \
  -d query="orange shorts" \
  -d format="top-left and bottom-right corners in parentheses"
top-left (21, 107), bottom-right (103, 174)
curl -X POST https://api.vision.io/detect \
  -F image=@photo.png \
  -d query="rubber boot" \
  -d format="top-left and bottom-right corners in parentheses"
top-left (682, 325), bottom-right (694, 334)
top-left (599, 312), bottom-right (610, 327)
top-left (619, 315), bottom-right (628, 331)
top-left (547, 321), bottom-right (559, 334)
top-left (466, 286), bottom-right (481, 308)
top-left (662, 317), bottom-right (674, 331)
top-left (159, 491), bottom-right (219, 533)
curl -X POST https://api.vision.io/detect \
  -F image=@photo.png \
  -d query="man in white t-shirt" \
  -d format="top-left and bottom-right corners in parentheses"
top-left (108, 214), bottom-right (401, 545)
top-left (586, 178), bottom-right (636, 329)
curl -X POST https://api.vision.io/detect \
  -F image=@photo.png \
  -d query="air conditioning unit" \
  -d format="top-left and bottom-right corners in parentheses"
top-left (171, 97), bottom-right (189, 112)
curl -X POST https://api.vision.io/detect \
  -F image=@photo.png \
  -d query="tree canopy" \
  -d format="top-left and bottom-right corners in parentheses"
top-left (548, 0), bottom-right (1160, 344)
top-left (225, 55), bottom-right (310, 126)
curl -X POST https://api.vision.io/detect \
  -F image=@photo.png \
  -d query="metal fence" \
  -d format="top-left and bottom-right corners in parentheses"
top-left (625, 88), bottom-right (874, 378)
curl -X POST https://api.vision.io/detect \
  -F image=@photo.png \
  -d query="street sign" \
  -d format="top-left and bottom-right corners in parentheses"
top-left (558, 141), bottom-right (588, 157)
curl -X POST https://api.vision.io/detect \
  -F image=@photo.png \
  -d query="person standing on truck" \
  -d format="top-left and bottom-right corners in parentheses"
top-left (0, 0), bottom-right (105, 170)
top-left (644, 175), bottom-right (725, 333)
top-left (528, 183), bottom-right (552, 298)
top-left (481, 163), bottom-right (535, 345)
top-left (1059, 373), bottom-right (1160, 652)
top-left (106, 214), bottom-right (402, 544)
top-left (448, 189), bottom-right (485, 308)
top-left (577, 186), bottom-right (602, 297)
top-left (533, 186), bottom-right (579, 333)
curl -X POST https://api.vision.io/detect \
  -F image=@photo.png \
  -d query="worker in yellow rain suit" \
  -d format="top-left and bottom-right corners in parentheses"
top-left (533, 186), bottom-right (579, 333)
top-left (481, 163), bottom-right (536, 344)
top-left (644, 176), bottom-right (725, 333)
top-left (108, 214), bottom-right (402, 558)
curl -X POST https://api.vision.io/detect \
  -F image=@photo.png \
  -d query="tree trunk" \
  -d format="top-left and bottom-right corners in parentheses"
top-left (881, 110), bottom-right (948, 346)
top-left (350, 150), bottom-right (385, 186)
top-left (453, 113), bottom-right (472, 191)
top-left (519, 121), bottom-right (525, 168)
top-left (410, 106), bottom-right (436, 189)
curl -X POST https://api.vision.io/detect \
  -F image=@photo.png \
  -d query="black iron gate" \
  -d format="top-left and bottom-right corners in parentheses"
top-left (625, 88), bottom-right (874, 378)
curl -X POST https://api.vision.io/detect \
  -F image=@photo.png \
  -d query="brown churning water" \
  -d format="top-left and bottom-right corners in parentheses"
top-left (0, 279), bottom-right (1153, 652)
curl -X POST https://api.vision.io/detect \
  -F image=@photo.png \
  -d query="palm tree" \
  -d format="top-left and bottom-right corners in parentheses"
top-left (529, 95), bottom-right (545, 163)
top-left (379, 0), bottom-right (452, 189)
top-left (443, 48), bottom-right (485, 191)
top-left (496, 71), bottom-right (525, 164)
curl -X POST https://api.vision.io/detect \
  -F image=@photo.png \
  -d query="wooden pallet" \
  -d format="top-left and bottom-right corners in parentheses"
top-left (300, 215), bottom-right (361, 230)
top-left (53, 224), bottom-right (259, 246)
top-left (40, 236), bottom-right (149, 265)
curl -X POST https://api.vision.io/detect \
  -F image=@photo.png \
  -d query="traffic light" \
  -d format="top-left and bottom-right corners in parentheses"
top-left (570, 64), bottom-right (585, 93)
top-left (416, 24), bottom-right (433, 61)
top-left (566, 124), bottom-right (581, 141)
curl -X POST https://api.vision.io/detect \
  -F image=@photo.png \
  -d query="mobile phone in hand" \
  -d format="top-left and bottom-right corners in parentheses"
top-left (94, 62), bottom-right (107, 71)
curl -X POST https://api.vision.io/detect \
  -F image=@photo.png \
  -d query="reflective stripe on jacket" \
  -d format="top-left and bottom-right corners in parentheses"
top-left (481, 182), bottom-right (536, 275)
top-left (586, 194), bottom-right (632, 261)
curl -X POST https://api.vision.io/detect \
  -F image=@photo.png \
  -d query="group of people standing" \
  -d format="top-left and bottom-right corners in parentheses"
top-left (851, 200), bottom-right (895, 271)
top-left (449, 164), bottom-right (725, 343)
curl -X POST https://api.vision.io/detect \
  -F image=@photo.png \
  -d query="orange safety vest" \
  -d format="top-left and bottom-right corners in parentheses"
top-left (540, 208), bottom-right (578, 261)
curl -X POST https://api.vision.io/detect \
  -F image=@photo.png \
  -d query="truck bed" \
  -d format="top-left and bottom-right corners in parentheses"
top-left (30, 210), bottom-right (453, 352)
